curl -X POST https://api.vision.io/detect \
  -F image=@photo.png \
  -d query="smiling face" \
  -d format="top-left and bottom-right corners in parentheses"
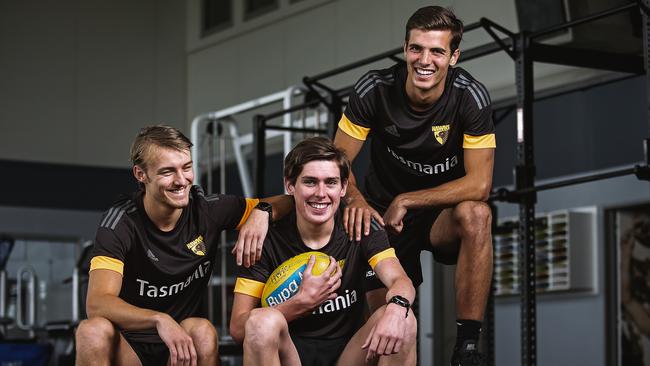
top-left (404, 28), bottom-right (459, 106)
top-left (285, 160), bottom-right (347, 227)
top-left (133, 146), bottom-right (194, 213)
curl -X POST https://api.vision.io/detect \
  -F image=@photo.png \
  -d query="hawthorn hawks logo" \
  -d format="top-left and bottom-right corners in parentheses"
top-left (186, 235), bottom-right (206, 256)
top-left (432, 125), bottom-right (450, 145)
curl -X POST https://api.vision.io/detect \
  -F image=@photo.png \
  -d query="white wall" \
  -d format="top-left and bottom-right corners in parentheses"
top-left (0, 0), bottom-right (186, 168)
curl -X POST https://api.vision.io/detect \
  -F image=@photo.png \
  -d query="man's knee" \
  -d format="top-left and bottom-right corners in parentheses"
top-left (180, 318), bottom-right (218, 356)
top-left (453, 201), bottom-right (492, 237)
top-left (244, 308), bottom-right (287, 347)
top-left (75, 317), bottom-right (118, 351)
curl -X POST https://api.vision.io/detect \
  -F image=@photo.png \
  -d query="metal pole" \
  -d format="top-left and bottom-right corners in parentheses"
top-left (253, 115), bottom-right (266, 197)
top-left (0, 271), bottom-right (6, 319)
top-left (315, 107), bottom-right (321, 137)
top-left (514, 31), bottom-right (537, 366)
top-left (432, 263), bottom-right (445, 366)
top-left (491, 166), bottom-right (638, 200)
top-left (259, 125), bottom-right (326, 134)
top-left (218, 122), bottom-right (228, 337)
top-left (72, 268), bottom-right (79, 323)
top-left (642, 0), bottom-right (650, 165)
top-left (206, 121), bottom-right (215, 194)
top-left (327, 95), bottom-right (342, 138)
top-left (299, 106), bottom-right (306, 141)
top-left (16, 266), bottom-right (37, 338)
top-left (206, 121), bottom-right (215, 325)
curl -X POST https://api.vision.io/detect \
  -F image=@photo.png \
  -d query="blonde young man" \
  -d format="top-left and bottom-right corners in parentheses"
top-left (75, 125), bottom-right (277, 366)
top-left (230, 137), bottom-right (417, 366)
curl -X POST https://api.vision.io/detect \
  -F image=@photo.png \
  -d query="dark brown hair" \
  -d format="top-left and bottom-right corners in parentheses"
top-left (130, 124), bottom-right (193, 170)
top-left (405, 6), bottom-right (464, 52)
top-left (283, 136), bottom-right (350, 185)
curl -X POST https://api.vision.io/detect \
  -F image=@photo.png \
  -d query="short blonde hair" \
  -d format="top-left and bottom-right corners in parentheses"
top-left (130, 125), bottom-right (193, 170)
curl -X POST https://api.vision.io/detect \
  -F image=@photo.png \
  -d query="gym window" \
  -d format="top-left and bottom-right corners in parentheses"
top-left (244, 0), bottom-right (278, 20)
top-left (195, 0), bottom-right (334, 42)
top-left (202, 0), bottom-right (233, 36)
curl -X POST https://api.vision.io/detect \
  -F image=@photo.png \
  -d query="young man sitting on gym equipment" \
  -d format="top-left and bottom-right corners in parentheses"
top-left (76, 125), bottom-right (282, 366)
top-left (230, 136), bottom-right (417, 366)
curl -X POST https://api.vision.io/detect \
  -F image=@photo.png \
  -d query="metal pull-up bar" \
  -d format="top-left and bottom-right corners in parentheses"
top-left (493, 164), bottom-right (650, 203)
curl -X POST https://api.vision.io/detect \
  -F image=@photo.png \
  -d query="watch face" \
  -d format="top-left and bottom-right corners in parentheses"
top-left (255, 202), bottom-right (273, 215)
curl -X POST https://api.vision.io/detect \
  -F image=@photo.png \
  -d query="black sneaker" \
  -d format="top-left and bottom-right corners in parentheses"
top-left (450, 341), bottom-right (486, 366)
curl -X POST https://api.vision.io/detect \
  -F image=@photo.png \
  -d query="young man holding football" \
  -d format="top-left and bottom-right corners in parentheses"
top-left (230, 137), bottom-right (417, 366)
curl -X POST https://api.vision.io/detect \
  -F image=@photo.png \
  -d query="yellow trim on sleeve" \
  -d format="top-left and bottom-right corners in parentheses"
top-left (89, 256), bottom-right (124, 275)
top-left (338, 114), bottom-right (370, 141)
top-left (463, 133), bottom-right (496, 149)
top-left (234, 278), bottom-right (265, 298)
top-left (368, 248), bottom-right (397, 269)
top-left (236, 198), bottom-right (260, 230)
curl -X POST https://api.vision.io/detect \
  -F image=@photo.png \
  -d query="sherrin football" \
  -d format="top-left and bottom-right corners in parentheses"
top-left (261, 251), bottom-right (333, 307)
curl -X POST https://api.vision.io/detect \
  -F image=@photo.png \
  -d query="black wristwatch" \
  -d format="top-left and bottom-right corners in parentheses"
top-left (254, 201), bottom-right (273, 225)
top-left (388, 295), bottom-right (411, 318)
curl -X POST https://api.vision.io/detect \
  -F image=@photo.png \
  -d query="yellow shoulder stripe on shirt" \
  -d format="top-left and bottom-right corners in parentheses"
top-left (234, 278), bottom-right (265, 298)
top-left (368, 248), bottom-right (397, 269)
top-left (89, 256), bottom-right (124, 275)
top-left (463, 133), bottom-right (496, 149)
top-left (338, 114), bottom-right (370, 141)
top-left (236, 198), bottom-right (260, 230)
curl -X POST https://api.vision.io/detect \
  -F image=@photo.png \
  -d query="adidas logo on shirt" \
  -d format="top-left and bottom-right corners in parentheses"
top-left (147, 249), bottom-right (159, 262)
top-left (384, 125), bottom-right (400, 137)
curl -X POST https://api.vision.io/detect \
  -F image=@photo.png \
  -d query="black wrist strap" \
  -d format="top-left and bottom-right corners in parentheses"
top-left (254, 202), bottom-right (273, 225)
top-left (388, 295), bottom-right (410, 318)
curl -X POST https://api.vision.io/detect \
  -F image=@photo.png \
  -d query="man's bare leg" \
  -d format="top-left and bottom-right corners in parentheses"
top-left (337, 305), bottom-right (417, 366)
top-left (75, 317), bottom-right (141, 366)
top-left (430, 201), bottom-right (492, 365)
top-left (243, 308), bottom-right (301, 366)
top-left (180, 317), bottom-right (219, 366)
top-left (429, 201), bottom-right (492, 321)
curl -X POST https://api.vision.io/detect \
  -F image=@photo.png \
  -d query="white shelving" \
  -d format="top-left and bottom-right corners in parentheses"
top-left (494, 208), bottom-right (596, 296)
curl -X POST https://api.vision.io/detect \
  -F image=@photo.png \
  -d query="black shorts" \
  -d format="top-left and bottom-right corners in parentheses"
top-left (290, 333), bottom-right (349, 366)
top-left (123, 334), bottom-right (169, 366)
top-left (366, 201), bottom-right (457, 290)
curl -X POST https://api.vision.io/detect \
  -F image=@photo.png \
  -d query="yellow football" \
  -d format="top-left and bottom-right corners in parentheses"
top-left (260, 251), bottom-right (332, 307)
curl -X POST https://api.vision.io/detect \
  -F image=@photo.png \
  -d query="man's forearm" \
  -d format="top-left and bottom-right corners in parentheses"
top-left (385, 277), bottom-right (416, 305)
top-left (375, 259), bottom-right (416, 305)
top-left (397, 174), bottom-right (491, 211)
top-left (87, 293), bottom-right (170, 331)
top-left (261, 194), bottom-right (293, 222)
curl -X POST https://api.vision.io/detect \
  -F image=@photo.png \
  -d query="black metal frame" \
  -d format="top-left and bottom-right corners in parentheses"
top-left (253, 99), bottom-right (327, 196)
top-left (250, 2), bottom-right (650, 365)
